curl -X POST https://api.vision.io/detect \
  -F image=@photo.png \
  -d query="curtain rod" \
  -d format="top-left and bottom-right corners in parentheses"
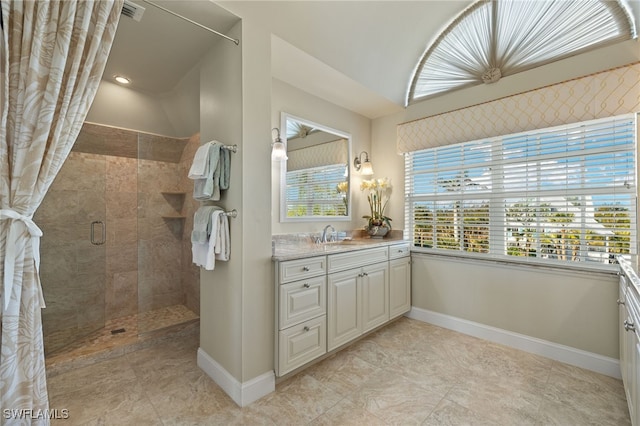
top-left (142, 0), bottom-right (239, 46)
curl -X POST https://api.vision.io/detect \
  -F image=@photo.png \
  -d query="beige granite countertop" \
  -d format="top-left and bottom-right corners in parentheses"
top-left (272, 231), bottom-right (409, 261)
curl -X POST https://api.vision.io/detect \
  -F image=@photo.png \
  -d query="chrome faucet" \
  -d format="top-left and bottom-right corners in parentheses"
top-left (321, 224), bottom-right (336, 243)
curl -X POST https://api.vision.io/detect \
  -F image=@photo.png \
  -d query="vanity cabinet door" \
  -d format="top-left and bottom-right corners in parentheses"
top-left (634, 339), bottom-right (640, 426)
top-left (620, 277), bottom-right (629, 385)
top-left (327, 269), bottom-right (361, 351)
top-left (389, 256), bottom-right (411, 319)
top-left (361, 263), bottom-right (389, 333)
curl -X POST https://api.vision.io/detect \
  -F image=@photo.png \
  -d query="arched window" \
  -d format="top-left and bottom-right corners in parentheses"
top-left (407, 0), bottom-right (636, 105)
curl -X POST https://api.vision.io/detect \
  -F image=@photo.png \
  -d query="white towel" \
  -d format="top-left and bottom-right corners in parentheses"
top-left (191, 209), bottom-right (230, 270)
top-left (215, 213), bottom-right (230, 261)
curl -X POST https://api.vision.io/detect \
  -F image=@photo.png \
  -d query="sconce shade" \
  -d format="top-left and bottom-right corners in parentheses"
top-left (271, 141), bottom-right (287, 160)
top-left (271, 128), bottom-right (288, 161)
top-left (360, 160), bottom-right (374, 176)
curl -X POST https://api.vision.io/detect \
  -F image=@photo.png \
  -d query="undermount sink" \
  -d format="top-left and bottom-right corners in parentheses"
top-left (320, 238), bottom-right (366, 245)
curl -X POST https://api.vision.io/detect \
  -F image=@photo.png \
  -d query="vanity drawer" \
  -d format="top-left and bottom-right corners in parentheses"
top-left (328, 246), bottom-right (388, 273)
top-left (279, 276), bottom-right (326, 329)
top-left (278, 316), bottom-right (326, 375)
top-left (279, 256), bottom-right (326, 283)
top-left (389, 243), bottom-right (410, 259)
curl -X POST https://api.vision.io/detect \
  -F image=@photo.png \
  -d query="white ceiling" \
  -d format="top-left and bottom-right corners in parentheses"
top-left (106, 1), bottom-right (640, 119)
top-left (104, 0), bottom-right (239, 94)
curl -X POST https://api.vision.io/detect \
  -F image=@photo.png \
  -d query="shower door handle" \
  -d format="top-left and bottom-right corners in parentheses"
top-left (90, 221), bottom-right (106, 245)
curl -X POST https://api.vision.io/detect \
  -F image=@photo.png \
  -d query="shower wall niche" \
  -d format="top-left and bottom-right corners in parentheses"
top-left (38, 122), bottom-right (200, 355)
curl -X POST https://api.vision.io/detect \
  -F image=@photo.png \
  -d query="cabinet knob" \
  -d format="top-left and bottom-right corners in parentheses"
top-left (303, 283), bottom-right (310, 288)
top-left (624, 320), bottom-right (636, 332)
top-left (303, 326), bottom-right (310, 332)
top-left (617, 299), bottom-right (625, 306)
top-left (302, 266), bottom-right (310, 272)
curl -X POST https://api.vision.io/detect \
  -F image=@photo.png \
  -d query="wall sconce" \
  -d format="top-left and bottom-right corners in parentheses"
top-left (271, 128), bottom-right (287, 161)
top-left (354, 151), bottom-right (374, 175)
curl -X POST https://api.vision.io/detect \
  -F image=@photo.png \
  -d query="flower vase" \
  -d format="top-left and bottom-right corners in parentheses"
top-left (366, 224), bottom-right (389, 238)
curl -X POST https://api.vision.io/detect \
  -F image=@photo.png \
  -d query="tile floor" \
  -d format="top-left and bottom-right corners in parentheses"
top-left (46, 317), bottom-right (630, 425)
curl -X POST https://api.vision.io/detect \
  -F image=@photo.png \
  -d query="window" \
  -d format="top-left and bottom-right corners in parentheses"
top-left (407, 0), bottom-right (636, 104)
top-left (286, 164), bottom-right (348, 217)
top-left (405, 114), bottom-right (637, 267)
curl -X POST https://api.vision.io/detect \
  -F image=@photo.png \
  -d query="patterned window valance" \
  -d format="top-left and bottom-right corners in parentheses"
top-left (398, 63), bottom-right (640, 153)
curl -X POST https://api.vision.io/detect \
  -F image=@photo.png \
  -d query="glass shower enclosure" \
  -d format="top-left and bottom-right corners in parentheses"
top-left (38, 123), bottom-right (200, 358)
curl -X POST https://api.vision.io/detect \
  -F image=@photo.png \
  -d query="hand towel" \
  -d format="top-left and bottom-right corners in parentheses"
top-left (188, 141), bottom-right (214, 179)
top-left (192, 210), bottom-right (221, 270)
top-left (191, 209), bottom-right (230, 270)
top-left (193, 142), bottom-right (226, 201)
top-left (191, 205), bottom-right (222, 243)
top-left (219, 148), bottom-right (231, 191)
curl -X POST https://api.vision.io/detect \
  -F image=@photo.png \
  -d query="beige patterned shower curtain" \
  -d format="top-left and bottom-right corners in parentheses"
top-left (0, 1), bottom-right (122, 423)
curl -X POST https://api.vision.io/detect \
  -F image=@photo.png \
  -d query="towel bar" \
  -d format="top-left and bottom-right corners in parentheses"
top-left (223, 209), bottom-right (238, 218)
top-left (221, 144), bottom-right (237, 153)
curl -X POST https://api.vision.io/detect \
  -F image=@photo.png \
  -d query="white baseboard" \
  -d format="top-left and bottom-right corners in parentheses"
top-left (407, 307), bottom-right (621, 379)
top-left (197, 348), bottom-right (275, 407)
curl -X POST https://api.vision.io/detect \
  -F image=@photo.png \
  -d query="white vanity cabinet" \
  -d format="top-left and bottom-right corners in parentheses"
top-left (619, 269), bottom-right (640, 426)
top-left (274, 240), bottom-right (412, 377)
top-left (275, 256), bottom-right (327, 376)
top-left (389, 243), bottom-right (411, 319)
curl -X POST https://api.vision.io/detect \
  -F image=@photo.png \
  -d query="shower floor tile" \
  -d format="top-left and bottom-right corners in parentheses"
top-left (45, 304), bottom-right (198, 377)
top-left (139, 303), bottom-right (199, 334)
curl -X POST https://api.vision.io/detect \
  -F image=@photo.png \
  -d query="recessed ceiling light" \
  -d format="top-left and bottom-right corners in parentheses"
top-left (114, 75), bottom-right (131, 85)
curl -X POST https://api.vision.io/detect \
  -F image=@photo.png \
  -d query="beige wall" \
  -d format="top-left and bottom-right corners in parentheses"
top-left (238, 19), bottom-right (276, 382)
top-left (412, 254), bottom-right (619, 358)
top-left (197, 16), bottom-right (276, 383)
top-left (197, 17), bottom-right (282, 383)
top-left (271, 78), bottom-right (372, 235)
top-left (198, 22), bottom-right (244, 381)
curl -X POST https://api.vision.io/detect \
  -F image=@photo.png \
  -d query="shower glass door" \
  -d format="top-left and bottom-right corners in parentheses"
top-left (38, 150), bottom-right (107, 356)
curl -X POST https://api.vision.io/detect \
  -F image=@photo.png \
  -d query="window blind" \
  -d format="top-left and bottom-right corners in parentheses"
top-left (286, 164), bottom-right (347, 217)
top-left (405, 114), bottom-right (637, 267)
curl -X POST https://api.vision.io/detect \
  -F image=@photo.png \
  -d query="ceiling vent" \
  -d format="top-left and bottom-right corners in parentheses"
top-left (121, 0), bottom-right (145, 22)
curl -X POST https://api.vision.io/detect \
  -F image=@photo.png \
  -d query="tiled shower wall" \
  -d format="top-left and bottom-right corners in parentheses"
top-left (179, 134), bottom-right (200, 313)
top-left (38, 123), bottom-right (200, 353)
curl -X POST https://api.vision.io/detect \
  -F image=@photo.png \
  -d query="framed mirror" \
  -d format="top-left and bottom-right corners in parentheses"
top-left (280, 113), bottom-right (352, 222)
